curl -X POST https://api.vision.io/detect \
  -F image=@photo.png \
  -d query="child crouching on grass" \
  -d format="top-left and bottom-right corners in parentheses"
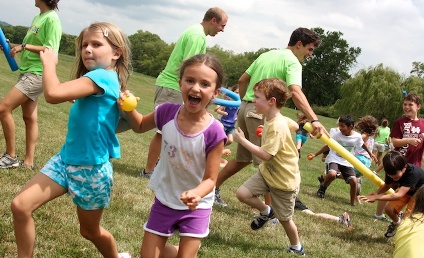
top-left (359, 150), bottom-right (424, 238)
top-left (233, 78), bottom-right (305, 255)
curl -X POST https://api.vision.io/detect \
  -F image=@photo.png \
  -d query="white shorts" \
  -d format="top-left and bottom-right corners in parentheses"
top-left (373, 142), bottom-right (386, 152)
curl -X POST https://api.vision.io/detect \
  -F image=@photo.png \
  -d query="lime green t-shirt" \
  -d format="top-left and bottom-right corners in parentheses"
top-left (20, 10), bottom-right (62, 75)
top-left (244, 49), bottom-right (302, 101)
top-left (155, 24), bottom-right (206, 91)
top-left (259, 113), bottom-right (300, 191)
top-left (375, 126), bottom-right (390, 144)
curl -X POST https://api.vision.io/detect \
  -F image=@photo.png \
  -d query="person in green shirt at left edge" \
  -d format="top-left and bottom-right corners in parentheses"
top-left (0, 0), bottom-right (62, 169)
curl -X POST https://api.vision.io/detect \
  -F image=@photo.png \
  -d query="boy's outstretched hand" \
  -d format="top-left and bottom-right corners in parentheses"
top-left (357, 193), bottom-right (378, 203)
top-left (233, 127), bottom-right (246, 143)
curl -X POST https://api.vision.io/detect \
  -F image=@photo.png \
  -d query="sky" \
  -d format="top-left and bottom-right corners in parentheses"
top-left (1, 0), bottom-right (423, 76)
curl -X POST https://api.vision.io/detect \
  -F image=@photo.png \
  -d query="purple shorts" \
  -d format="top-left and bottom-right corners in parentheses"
top-left (144, 198), bottom-right (212, 238)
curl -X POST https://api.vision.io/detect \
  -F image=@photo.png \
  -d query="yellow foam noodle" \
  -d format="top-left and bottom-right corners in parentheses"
top-left (303, 122), bottom-right (394, 194)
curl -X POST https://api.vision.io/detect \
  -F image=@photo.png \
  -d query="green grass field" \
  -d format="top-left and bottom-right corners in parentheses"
top-left (0, 54), bottom-right (395, 257)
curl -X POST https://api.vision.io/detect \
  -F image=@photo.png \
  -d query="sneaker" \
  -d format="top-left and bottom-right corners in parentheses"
top-left (316, 186), bottom-right (326, 198)
top-left (384, 221), bottom-right (399, 238)
top-left (139, 168), bottom-right (153, 179)
top-left (118, 253), bottom-right (131, 258)
top-left (269, 218), bottom-right (280, 225)
top-left (251, 206), bottom-right (275, 230)
top-left (287, 245), bottom-right (306, 256)
top-left (317, 175), bottom-right (324, 184)
top-left (0, 153), bottom-right (20, 168)
top-left (294, 198), bottom-right (309, 211)
top-left (398, 211), bottom-right (404, 220)
top-left (373, 214), bottom-right (389, 221)
top-left (339, 212), bottom-right (352, 228)
top-left (214, 188), bottom-right (227, 207)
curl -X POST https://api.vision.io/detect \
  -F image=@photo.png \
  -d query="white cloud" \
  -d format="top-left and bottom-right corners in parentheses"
top-left (0, 0), bottom-right (423, 75)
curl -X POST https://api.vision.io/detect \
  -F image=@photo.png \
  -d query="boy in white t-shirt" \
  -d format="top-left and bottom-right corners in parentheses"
top-left (314, 115), bottom-right (374, 206)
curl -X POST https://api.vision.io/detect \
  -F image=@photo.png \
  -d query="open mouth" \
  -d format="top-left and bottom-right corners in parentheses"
top-left (188, 95), bottom-right (201, 105)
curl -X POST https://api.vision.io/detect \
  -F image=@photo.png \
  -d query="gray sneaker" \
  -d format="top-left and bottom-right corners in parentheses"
top-left (214, 188), bottom-right (227, 207)
top-left (139, 169), bottom-right (153, 179)
top-left (373, 214), bottom-right (389, 221)
top-left (385, 221), bottom-right (399, 238)
top-left (0, 153), bottom-right (20, 168)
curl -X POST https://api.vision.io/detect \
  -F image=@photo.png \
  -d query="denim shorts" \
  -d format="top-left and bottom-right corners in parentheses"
top-left (223, 125), bottom-right (235, 135)
top-left (40, 153), bottom-right (113, 210)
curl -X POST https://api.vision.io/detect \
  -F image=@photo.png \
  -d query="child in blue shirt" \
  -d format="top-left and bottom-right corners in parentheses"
top-left (11, 22), bottom-right (131, 258)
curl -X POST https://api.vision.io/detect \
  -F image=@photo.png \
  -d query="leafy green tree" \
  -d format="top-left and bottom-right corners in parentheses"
top-left (411, 61), bottom-right (424, 78)
top-left (207, 46), bottom-right (269, 87)
top-left (59, 33), bottom-right (76, 56)
top-left (401, 75), bottom-right (424, 117)
top-left (302, 27), bottom-right (361, 106)
top-left (129, 30), bottom-right (172, 77)
top-left (333, 64), bottom-right (404, 123)
top-left (2, 25), bottom-right (28, 44)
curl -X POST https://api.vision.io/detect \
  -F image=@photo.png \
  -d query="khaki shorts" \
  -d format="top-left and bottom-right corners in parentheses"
top-left (236, 101), bottom-right (264, 167)
top-left (15, 73), bottom-right (43, 101)
top-left (243, 172), bottom-right (298, 221)
top-left (154, 86), bottom-right (183, 106)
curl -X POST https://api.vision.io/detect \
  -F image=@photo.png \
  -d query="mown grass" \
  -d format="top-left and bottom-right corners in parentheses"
top-left (0, 53), bottom-right (394, 257)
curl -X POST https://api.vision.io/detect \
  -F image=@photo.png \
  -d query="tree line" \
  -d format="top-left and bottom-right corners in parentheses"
top-left (2, 25), bottom-right (423, 124)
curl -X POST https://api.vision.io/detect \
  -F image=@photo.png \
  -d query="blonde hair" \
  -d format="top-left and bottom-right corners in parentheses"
top-left (253, 78), bottom-right (290, 109)
top-left (296, 113), bottom-right (308, 124)
top-left (73, 22), bottom-right (132, 91)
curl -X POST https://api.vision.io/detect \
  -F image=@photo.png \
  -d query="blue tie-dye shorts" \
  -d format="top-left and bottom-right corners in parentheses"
top-left (40, 153), bottom-right (113, 210)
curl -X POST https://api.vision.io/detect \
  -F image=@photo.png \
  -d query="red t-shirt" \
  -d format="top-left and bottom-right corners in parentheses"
top-left (390, 116), bottom-right (424, 167)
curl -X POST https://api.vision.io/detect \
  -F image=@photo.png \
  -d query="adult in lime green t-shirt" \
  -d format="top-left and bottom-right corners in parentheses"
top-left (0, 0), bottom-right (62, 169)
top-left (215, 27), bottom-right (325, 207)
top-left (141, 7), bottom-right (228, 178)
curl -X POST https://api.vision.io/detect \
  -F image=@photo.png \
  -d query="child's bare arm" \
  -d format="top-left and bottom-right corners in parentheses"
top-left (283, 116), bottom-right (299, 131)
top-left (392, 137), bottom-right (422, 147)
top-left (41, 49), bottom-right (102, 103)
top-left (362, 143), bottom-right (377, 162)
top-left (118, 92), bottom-right (155, 133)
top-left (215, 106), bottom-right (228, 116)
top-left (233, 128), bottom-right (272, 161)
top-left (360, 186), bottom-right (409, 202)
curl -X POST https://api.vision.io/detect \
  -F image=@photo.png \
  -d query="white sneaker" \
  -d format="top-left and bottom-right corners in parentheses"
top-left (0, 153), bottom-right (20, 168)
top-left (339, 212), bottom-right (352, 228)
top-left (373, 214), bottom-right (389, 221)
